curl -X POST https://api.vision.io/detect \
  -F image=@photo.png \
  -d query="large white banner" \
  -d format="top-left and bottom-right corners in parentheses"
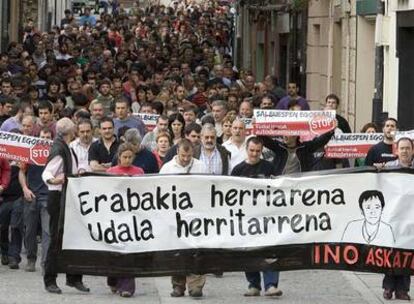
top-left (63, 173), bottom-right (414, 253)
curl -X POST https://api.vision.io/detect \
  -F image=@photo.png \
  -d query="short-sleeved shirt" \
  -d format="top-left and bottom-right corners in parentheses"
top-left (364, 141), bottom-right (396, 166)
top-left (112, 147), bottom-right (159, 174)
top-left (88, 138), bottom-right (120, 164)
top-left (231, 159), bottom-right (275, 178)
top-left (114, 117), bottom-right (145, 138)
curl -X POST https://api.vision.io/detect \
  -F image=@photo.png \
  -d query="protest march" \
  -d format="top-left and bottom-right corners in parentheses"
top-left (0, 0), bottom-right (412, 302)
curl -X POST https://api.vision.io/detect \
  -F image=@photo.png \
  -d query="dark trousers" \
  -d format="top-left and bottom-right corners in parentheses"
top-left (24, 194), bottom-right (50, 266)
top-left (0, 198), bottom-right (24, 261)
top-left (43, 190), bottom-right (82, 286)
top-left (107, 277), bottom-right (135, 294)
top-left (383, 274), bottom-right (411, 292)
top-left (0, 223), bottom-right (8, 256)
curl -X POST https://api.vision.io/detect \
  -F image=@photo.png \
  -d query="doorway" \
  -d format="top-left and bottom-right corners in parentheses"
top-left (397, 13), bottom-right (414, 130)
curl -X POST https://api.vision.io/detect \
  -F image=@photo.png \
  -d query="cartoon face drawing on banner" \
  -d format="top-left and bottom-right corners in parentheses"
top-left (341, 190), bottom-right (395, 247)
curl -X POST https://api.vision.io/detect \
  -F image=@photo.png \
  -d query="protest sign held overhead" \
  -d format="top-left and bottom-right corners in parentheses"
top-left (395, 130), bottom-right (414, 141)
top-left (253, 110), bottom-right (336, 137)
top-left (325, 133), bottom-right (384, 158)
top-left (59, 169), bottom-right (414, 277)
top-left (0, 131), bottom-right (52, 166)
top-left (133, 113), bottom-right (159, 132)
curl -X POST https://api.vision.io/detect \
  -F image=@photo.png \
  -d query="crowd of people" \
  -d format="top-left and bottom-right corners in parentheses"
top-left (0, 0), bottom-right (411, 301)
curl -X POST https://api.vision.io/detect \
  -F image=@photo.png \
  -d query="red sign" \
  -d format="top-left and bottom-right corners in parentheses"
top-left (310, 115), bottom-right (336, 136)
top-left (0, 131), bottom-right (52, 166)
top-left (253, 110), bottom-right (336, 137)
top-left (324, 133), bottom-right (384, 158)
top-left (30, 143), bottom-right (51, 166)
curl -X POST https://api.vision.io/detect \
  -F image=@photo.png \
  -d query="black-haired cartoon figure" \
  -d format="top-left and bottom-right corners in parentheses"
top-left (341, 190), bottom-right (395, 247)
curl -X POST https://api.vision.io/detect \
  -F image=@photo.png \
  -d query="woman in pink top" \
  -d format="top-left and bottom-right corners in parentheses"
top-left (106, 143), bottom-right (144, 297)
top-left (107, 143), bottom-right (144, 176)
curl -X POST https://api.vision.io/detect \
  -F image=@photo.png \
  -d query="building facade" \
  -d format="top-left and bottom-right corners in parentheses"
top-left (305, 0), bottom-right (414, 131)
top-left (380, 0), bottom-right (414, 130)
top-left (235, 0), bottom-right (306, 89)
top-left (306, 0), bottom-right (377, 132)
top-left (0, 0), bottom-right (69, 52)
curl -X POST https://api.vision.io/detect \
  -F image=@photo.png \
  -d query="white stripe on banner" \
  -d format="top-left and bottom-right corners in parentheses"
top-left (63, 173), bottom-right (414, 253)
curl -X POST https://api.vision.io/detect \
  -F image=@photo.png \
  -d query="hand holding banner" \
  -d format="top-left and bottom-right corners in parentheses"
top-left (60, 170), bottom-right (414, 277)
top-left (324, 130), bottom-right (414, 159)
top-left (325, 133), bottom-right (384, 158)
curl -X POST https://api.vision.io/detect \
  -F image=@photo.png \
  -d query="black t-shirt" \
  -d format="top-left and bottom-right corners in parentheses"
top-left (231, 159), bottom-right (275, 178)
top-left (364, 141), bottom-right (396, 166)
top-left (88, 138), bottom-right (120, 164)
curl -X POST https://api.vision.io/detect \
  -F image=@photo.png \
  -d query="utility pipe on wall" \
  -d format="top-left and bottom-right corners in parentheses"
top-left (326, 0), bottom-right (334, 95)
top-left (344, 3), bottom-right (351, 121)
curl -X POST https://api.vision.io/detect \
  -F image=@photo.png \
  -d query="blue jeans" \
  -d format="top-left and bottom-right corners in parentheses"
top-left (245, 271), bottom-right (279, 291)
top-left (0, 198), bottom-right (24, 262)
top-left (23, 194), bottom-right (50, 267)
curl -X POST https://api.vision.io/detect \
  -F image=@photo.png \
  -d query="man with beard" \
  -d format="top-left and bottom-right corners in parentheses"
top-left (276, 82), bottom-right (309, 110)
top-left (70, 119), bottom-right (96, 172)
top-left (194, 123), bottom-right (230, 175)
top-left (194, 123), bottom-right (230, 278)
top-left (260, 94), bottom-right (276, 109)
top-left (96, 79), bottom-right (114, 116)
top-left (365, 118), bottom-right (398, 167)
top-left (89, 117), bottom-right (120, 173)
top-left (89, 100), bottom-right (105, 135)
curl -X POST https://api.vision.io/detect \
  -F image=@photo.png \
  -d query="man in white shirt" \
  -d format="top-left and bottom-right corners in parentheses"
top-left (69, 119), bottom-right (96, 172)
top-left (194, 123), bottom-right (231, 175)
top-left (222, 119), bottom-right (247, 170)
top-left (160, 139), bottom-right (207, 175)
top-left (159, 139), bottom-right (207, 298)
